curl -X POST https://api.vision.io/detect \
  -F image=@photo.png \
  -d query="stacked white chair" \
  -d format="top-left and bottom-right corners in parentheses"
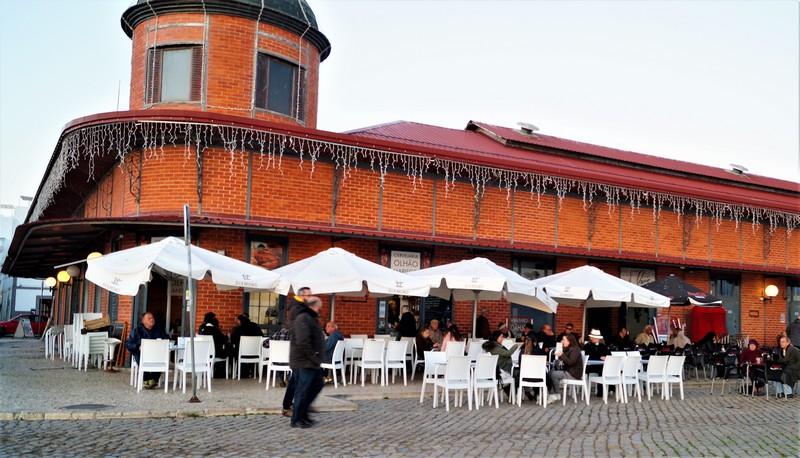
top-left (79, 332), bottom-right (109, 371)
top-left (136, 339), bottom-right (170, 393)
top-left (320, 340), bottom-right (347, 388)
top-left (265, 340), bottom-right (291, 389)
top-left (432, 355), bottom-right (472, 411)
top-left (472, 354), bottom-right (500, 409)
top-left (518, 355), bottom-right (548, 407)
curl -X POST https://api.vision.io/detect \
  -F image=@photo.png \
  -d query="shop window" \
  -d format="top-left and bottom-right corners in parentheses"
top-left (146, 46), bottom-right (203, 104)
top-left (246, 239), bottom-right (287, 333)
top-left (255, 54), bottom-right (306, 120)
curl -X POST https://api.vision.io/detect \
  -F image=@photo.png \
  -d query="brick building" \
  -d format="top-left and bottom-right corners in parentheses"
top-left (2, 0), bottom-right (798, 347)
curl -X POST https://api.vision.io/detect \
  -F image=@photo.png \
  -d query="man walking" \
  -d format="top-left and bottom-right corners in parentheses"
top-left (281, 287), bottom-right (311, 416)
top-left (289, 296), bottom-right (325, 428)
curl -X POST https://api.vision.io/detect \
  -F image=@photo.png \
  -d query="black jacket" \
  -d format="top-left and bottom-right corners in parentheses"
top-left (290, 304), bottom-right (325, 370)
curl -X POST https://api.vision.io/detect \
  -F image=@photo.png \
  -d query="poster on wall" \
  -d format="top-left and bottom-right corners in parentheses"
top-left (620, 267), bottom-right (656, 286)
top-left (250, 241), bottom-right (283, 269)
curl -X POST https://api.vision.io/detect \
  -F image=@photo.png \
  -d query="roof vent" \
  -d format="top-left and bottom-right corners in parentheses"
top-left (516, 122), bottom-right (540, 138)
top-left (728, 163), bottom-right (749, 176)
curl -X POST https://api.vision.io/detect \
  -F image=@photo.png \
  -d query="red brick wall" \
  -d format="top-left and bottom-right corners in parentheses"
top-left (558, 198), bottom-right (588, 248)
top-left (435, 181), bottom-right (474, 239)
top-left (658, 211), bottom-right (683, 259)
top-left (711, 219), bottom-right (740, 264)
top-left (381, 172), bottom-right (434, 233)
top-left (621, 205), bottom-right (656, 255)
top-left (514, 192), bottom-right (556, 246)
top-left (590, 202), bottom-right (619, 252)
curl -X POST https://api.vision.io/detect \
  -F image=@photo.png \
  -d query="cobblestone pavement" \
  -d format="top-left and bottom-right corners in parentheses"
top-left (1, 339), bottom-right (798, 457)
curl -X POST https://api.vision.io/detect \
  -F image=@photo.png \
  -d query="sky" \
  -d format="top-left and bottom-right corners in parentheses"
top-left (1, 0), bottom-right (798, 207)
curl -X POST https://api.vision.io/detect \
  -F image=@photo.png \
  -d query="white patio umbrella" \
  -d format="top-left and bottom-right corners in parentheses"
top-left (86, 236), bottom-right (283, 296)
top-left (407, 257), bottom-right (558, 338)
top-left (530, 265), bottom-right (670, 334)
top-left (270, 247), bottom-right (431, 319)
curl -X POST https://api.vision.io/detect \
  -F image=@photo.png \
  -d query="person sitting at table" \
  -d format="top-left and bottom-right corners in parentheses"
top-left (415, 326), bottom-right (438, 359)
top-left (667, 326), bottom-right (692, 350)
top-left (538, 323), bottom-right (557, 353)
top-left (634, 325), bottom-right (656, 346)
top-left (611, 327), bottom-right (633, 350)
top-left (695, 331), bottom-right (720, 355)
top-left (776, 336), bottom-right (800, 398)
top-left (584, 328), bottom-right (612, 396)
top-left (518, 330), bottom-right (546, 402)
top-left (548, 333), bottom-right (583, 403)
top-left (482, 330), bottom-right (517, 398)
top-left (556, 323), bottom-right (580, 343)
top-left (498, 322), bottom-right (514, 339)
top-left (230, 314), bottom-right (263, 378)
top-left (429, 319), bottom-right (443, 348)
top-left (198, 312), bottom-right (230, 378)
top-left (125, 311), bottom-right (169, 389)
top-left (739, 338), bottom-right (765, 395)
top-left (397, 306), bottom-right (418, 338)
top-left (440, 323), bottom-right (463, 353)
top-left (323, 321), bottom-right (344, 384)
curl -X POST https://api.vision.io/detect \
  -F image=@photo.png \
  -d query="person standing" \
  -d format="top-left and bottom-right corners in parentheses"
top-left (396, 306), bottom-right (417, 338)
top-left (786, 317), bottom-right (800, 348)
top-left (281, 286), bottom-right (311, 417)
top-left (289, 296), bottom-right (325, 428)
top-left (125, 311), bottom-right (169, 389)
top-left (476, 308), bottom-right (491, 339)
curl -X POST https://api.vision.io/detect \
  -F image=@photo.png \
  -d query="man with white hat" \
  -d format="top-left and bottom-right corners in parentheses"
top-left (584, 328), bottom-right (612, 396)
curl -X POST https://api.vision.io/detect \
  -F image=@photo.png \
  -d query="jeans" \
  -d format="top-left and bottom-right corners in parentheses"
top-left (282, 372), bottom-right (297, 409)
top-left (291, 367), bottom-right (324, 423)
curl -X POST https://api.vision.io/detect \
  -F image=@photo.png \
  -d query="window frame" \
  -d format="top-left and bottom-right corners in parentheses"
top-left (254, 53), bottom-right (307, 121)
top-left (145, 45), bottom-right (203, 105)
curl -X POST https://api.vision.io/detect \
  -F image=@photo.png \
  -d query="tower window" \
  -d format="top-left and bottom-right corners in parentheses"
top-left (255, 54), bottom-right (306, 121)
top-left (146, 46), bottom-right (202, 104)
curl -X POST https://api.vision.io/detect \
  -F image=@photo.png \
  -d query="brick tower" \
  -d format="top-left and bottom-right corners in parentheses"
top-left (121, 0), bottom-right (330, 128)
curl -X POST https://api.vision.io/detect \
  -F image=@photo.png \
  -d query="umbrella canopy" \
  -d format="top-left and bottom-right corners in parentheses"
top-left (271, 247), bottom-right (431, 298)
top-left (407, 257), bottom-right (558, 337)
top-left (641, 274), bottom-right (722, 306)
top-left (86, 236), bottom-right (283, 296)
top-left (531, 265), bottom-right (670, 309)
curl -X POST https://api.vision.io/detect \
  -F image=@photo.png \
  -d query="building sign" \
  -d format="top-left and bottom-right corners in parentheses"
top-left (390, 251), bottom-right (421, 273)
top-left (620, 267), bottom-right (656, 286)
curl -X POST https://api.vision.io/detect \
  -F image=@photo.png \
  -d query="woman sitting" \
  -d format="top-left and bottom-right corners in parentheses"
top-left (440, 324), bottom-right (463, 352)
top-left (739, 339), bottom-right (765, 395)
top-left (548, 334), bottom-right (583, 403)
top-left (482, 330), bottom-right (518, 397)
top-left (518, 330), bottom-right (546, 402)
top-left (415, 326), bottom-right (438, 360)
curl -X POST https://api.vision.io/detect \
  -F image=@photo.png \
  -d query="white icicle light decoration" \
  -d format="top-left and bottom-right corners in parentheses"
top-left (33, 120), bottom-right (799, 237)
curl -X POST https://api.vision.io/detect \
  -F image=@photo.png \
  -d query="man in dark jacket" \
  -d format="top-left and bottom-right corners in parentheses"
top-left (125, 311), bottom-right (169, 389)
top-left (231, 314), bottom-right (262, 377)
top-left (289, 296), bottom-right (325, 428)
top-left (281, 286), bottom-right (311, 416)
top-left (476, 308), bottom-right (491, 339)
top-left (777, 336), bottom-right (800, 398)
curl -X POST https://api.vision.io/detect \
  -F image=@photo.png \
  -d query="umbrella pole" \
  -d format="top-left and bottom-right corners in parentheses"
top-left (472, 292), bottom-right (478, 340)
top-left (184, 204), bottom-right (200, 403)
top-left (581, 304), bottom-right (586, 342)
top-left (329, 294), bottom-right (336, 322)
top-left (165, 280), bottom-right (172, 336)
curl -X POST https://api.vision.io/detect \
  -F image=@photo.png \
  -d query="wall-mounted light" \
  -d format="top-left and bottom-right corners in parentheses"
top-left (56, 270), bottom-right (71, 283)
top-left (44, 277), bottom-right (57, 290)
top-left (86, 252), bottom-right (103, 261)
top-left (761, 284), bottom-right (779, 302)
top-left (216, 249), bottom-right (226, 256)
top-left (66, 265), bottom-right (81, 278)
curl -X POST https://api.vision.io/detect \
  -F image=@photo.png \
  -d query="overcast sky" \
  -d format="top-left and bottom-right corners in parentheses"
top-left (1, 0), bottom-right (797, 206)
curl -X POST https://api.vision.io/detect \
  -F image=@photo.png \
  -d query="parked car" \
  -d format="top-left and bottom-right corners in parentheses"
top-left (0, 314), bottom-right (48, 337)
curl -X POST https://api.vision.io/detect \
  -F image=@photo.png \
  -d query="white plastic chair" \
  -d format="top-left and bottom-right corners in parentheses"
top-left (359, 339), bottom-right (386, 386)
top-left (257, 338), bottom-right (271, 383)
top-left (472, 354), bottom-right (500, 409)
top-left (562, 354), bottom-right (591, 405)
top-left (373, 334), bottom-right (392, 342)
top-left (501, 339), bottom-right (517, 350)
top-left (351, 334), bottom-right (369, 341)
top-left (320, 340), bottom-right (347, 388)
top-left (265, 340), bottom-right (292, 389)
top-left (400, 336), bottom-right (415, 369)
top-left (467, 340), bottom-right (486, 366)
top-left (173, 340), bottom-right (212, 394)
top-left (445, 340), bottom-right (466, 358)
top-left (621, 354), bottom-right (643, 403)
top-left (518, 355), bottom-right (548, 407)
top-left (664, 355), bottom-right (686, 400)
top-left (237, 335), bottom-right (262, 380)
top-left (419, 351), bottom-right (447, 404)
top-left (385, 340), bottom-right (408, 385)
top-left (589, 355), bottom-right (625, 404)
top-left (136, 339), bottom-right (170, 393)
top-left (432, 356), bottom-right (472, 411)
top-left (78, 332), bottom-right (109, 371)
top-left (638, 355), bottom-right (669, 401)
top-left (344, 338), bottom-right (364, 384)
